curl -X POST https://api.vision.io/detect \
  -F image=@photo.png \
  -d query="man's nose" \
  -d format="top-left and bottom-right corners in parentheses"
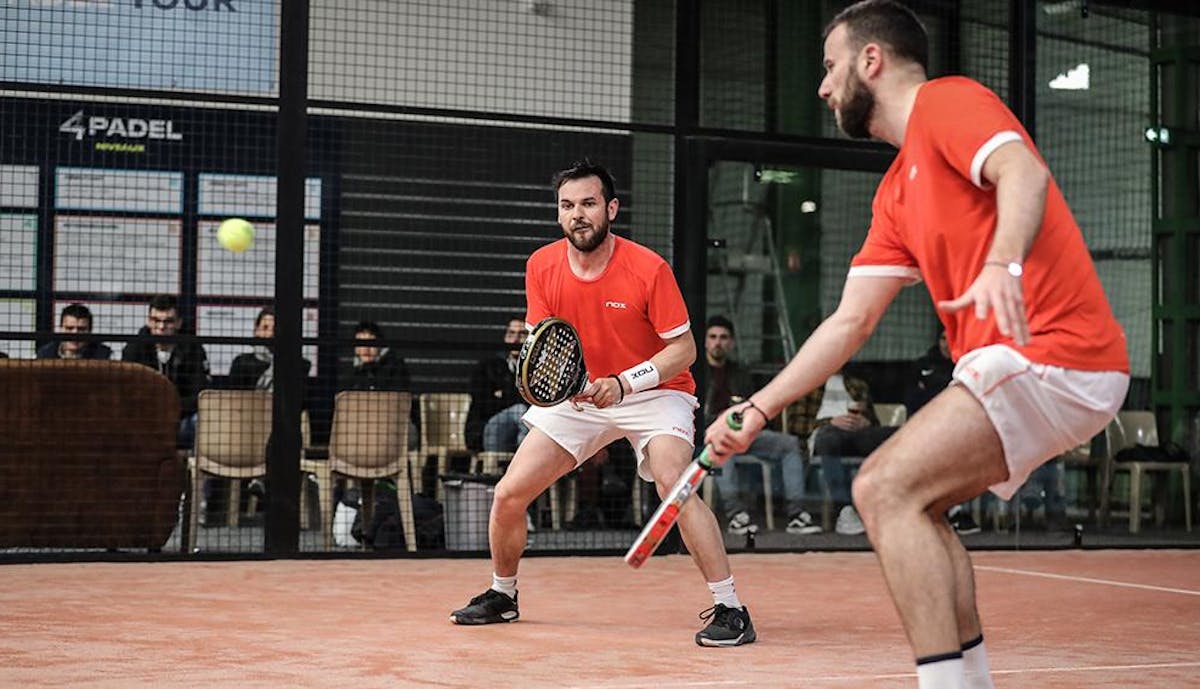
top-left (817, 76), bottom-right (832, 99)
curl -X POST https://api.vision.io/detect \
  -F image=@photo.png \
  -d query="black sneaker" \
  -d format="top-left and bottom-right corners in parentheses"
top-left (785, 510), bottom-right (823, 535)
top-left (950, 511), bottom-right (981, 535)
top-left (726, 510), bottom-right (759, 535)
top-left (450, 589), bottom-right (520, 625)
top-left (695, 604), bottom-right (756, 647)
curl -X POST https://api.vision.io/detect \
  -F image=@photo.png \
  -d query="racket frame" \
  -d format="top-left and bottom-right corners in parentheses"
top-left (624, 411), bottom-right (743, 568)
top-left (515, 317), bottom-right (588, 407)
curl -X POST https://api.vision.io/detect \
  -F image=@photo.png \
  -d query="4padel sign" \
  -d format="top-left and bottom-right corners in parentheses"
top-left (59, 110), bottom-right (184, 153)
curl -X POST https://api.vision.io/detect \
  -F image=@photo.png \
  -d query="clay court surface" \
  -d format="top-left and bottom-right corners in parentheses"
top-left (1, 550), bottom-right (1197, 688)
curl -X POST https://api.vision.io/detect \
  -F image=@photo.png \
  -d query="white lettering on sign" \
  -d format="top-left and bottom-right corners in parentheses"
top-left (59, 111), bottom-right (184, 142)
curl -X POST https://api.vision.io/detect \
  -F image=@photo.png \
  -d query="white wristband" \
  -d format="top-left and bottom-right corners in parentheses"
top-left (621, 361), bottom-right (660, 394)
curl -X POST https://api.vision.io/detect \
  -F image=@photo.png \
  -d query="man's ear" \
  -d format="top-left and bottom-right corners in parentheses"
top-left (861, 43), bottom-right (884, 79)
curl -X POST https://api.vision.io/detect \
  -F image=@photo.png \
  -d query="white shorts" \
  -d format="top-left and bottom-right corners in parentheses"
top-left (952, 344), bottom-right (1129, 500)
top-left (522, 389), bottom-right (699, 482)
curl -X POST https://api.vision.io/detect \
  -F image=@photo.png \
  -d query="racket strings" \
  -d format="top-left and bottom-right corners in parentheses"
top-left (529, 326), bottom-right (580, 401)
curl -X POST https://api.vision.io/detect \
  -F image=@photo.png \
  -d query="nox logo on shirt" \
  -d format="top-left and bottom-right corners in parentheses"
top-left (604, 301), bottom-right (627, 309)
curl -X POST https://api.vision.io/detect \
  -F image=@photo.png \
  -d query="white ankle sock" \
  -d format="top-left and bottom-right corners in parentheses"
top-left (915, 653), bottom-right (964, 689)
top-left (491, 573), bottom-right (517, 598)
top-left (707, 575), bottom-right (742, 609)
top-left (962, 636), bottom-right (995, 689)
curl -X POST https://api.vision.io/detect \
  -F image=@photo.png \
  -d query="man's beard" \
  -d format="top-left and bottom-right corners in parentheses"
top-left (837, 70), bottom-right (875, 140)
top-left (565, 219), bottom-right (610, 253)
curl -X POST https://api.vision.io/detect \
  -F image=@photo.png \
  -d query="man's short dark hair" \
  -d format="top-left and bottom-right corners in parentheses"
top-left (255, 306), bottom-right (275, 327)
top-left (355, 320), bottom-right (383, 339)
top-left (706, 314), bottom-right (735, 337)
top-left (60, 303), bottom-right (93, 327)
top-left (824, 0), bottom-right (928, 72)
top-left (148, 294), bottom-right (179, 314)
top-left (552, 159), bottom-right (617, 203)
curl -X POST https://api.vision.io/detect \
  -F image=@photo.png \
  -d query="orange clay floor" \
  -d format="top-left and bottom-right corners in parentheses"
top-left (1, 550), bottom-right (1197, 688)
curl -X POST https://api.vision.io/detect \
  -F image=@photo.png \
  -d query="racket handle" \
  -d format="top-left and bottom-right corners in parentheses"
top-left (727, 410), bottom-right (744, 431)
top-left (624, 407), bottom-right (750, 569)
top-left (697, 410), bottom-right (744, 472)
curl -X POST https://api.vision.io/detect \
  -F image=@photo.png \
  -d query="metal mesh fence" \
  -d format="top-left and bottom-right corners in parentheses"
top-left (0, 0), bottom-right (1194, 558)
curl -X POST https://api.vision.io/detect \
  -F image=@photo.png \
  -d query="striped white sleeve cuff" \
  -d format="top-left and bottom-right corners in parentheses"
top-left (659, 321), bottom-right (691, 339)
top-left (847, 265), bottom-right (922, 285)
top-left (970, 131), bottom-right (1023, 188)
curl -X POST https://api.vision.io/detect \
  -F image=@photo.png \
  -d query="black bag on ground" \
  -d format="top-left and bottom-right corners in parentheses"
top-left (412, 493), bottom-right (445, 550)
top-left (361, 478), bottom-right (405, 550)
top-left (353, 479), bottom-right (445, 551)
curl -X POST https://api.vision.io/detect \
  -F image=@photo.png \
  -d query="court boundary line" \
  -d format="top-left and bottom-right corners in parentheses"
top-left (975, 564), bottom-right (1200, 596)
top-left (566, 661), bottom-right (1200, 688)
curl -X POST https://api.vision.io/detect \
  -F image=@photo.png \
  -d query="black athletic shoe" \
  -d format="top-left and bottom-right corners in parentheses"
top-left (450, 589), bottom-right (519, 625)
top-left (950, 511), bottom-right (982, 535)
top-left (695, 604), bottom-right (756, 647)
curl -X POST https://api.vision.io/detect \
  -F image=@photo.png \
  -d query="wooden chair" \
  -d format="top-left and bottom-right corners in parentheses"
top-left (304, 391), bottom-right (417, 551)
top-left (1102, 410), bottom-right (1192, 533)
top-left (187, 390), bottom-right (273, 552)
top-left (419, 392), bottom-right (472, 502)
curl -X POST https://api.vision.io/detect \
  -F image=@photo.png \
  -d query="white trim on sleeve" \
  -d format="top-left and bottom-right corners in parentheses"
top-left (659, 321), bottom-right (691, 339)
top-left (847, 265), bottom-right (923, 285)
top-left (970, 131), bottom-right (1023, 188)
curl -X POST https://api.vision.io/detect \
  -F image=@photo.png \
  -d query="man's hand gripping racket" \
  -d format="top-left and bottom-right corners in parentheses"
top-left (624, 410), bottom-right (743, 568)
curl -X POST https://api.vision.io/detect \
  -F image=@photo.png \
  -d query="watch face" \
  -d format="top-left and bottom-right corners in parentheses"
top-left (1008, 262), bottom-right (1023, 278)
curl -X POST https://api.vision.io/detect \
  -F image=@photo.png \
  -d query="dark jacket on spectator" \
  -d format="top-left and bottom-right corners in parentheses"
top-left (904, 344), bottom-right (954, 415)
top-left (228, 350), bottom-right (311, 390)
top-left (343, 348), bottom-right (410, 392)
top-left (704, 360), bottom-right (756, 427)
top-left (122, 326), bottom-right (211, 418)
top-left (465, 354), bottom-right (524, 452)
top-left (36, 340), bottom-right (113, 360)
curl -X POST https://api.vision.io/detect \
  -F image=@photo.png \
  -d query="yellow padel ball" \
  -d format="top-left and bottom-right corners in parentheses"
top-left (217, 218), bottom-right (255, 253)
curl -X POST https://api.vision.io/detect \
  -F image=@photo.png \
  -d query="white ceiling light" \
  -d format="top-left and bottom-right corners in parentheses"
top-left (1049, 63), bottom-right (1090, 90)
top-left (1043, 1), bottom-right (1084, 15)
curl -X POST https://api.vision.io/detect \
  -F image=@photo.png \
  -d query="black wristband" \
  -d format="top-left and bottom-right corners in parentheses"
top-left (608, 374), bottom-right (625, 404)
top-left (743, 398), bottom-right (771, 424)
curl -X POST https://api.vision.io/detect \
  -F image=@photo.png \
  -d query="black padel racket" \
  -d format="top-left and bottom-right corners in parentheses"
top-left (515, 317), bottom-right (589, 407)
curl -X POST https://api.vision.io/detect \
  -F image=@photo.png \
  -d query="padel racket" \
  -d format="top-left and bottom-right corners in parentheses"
top-left (624, 411), bottom-right (743, 568)
top-left (515, 317), bottom-right (589, 407)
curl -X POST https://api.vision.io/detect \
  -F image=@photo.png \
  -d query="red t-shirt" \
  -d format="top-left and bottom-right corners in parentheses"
top-left (525, 235), bottom-right (696, 394)
top-left (850, 76), bottom-right (1128, 373)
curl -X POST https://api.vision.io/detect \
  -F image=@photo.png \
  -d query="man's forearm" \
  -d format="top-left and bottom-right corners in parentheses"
top-left (986, 152), bottom-right (1049, 262)
top-left (644, 335), bottom-right (696, 384)
top-left (752, 312), bottom-right (872, 419)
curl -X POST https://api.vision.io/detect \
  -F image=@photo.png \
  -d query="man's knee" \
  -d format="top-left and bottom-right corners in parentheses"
top-left (492, 478), bottom-right (534, 517)
top-left (851, 455), bottom-right (908, 532)
top-left (645, 454), bottom-right (691, 493)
